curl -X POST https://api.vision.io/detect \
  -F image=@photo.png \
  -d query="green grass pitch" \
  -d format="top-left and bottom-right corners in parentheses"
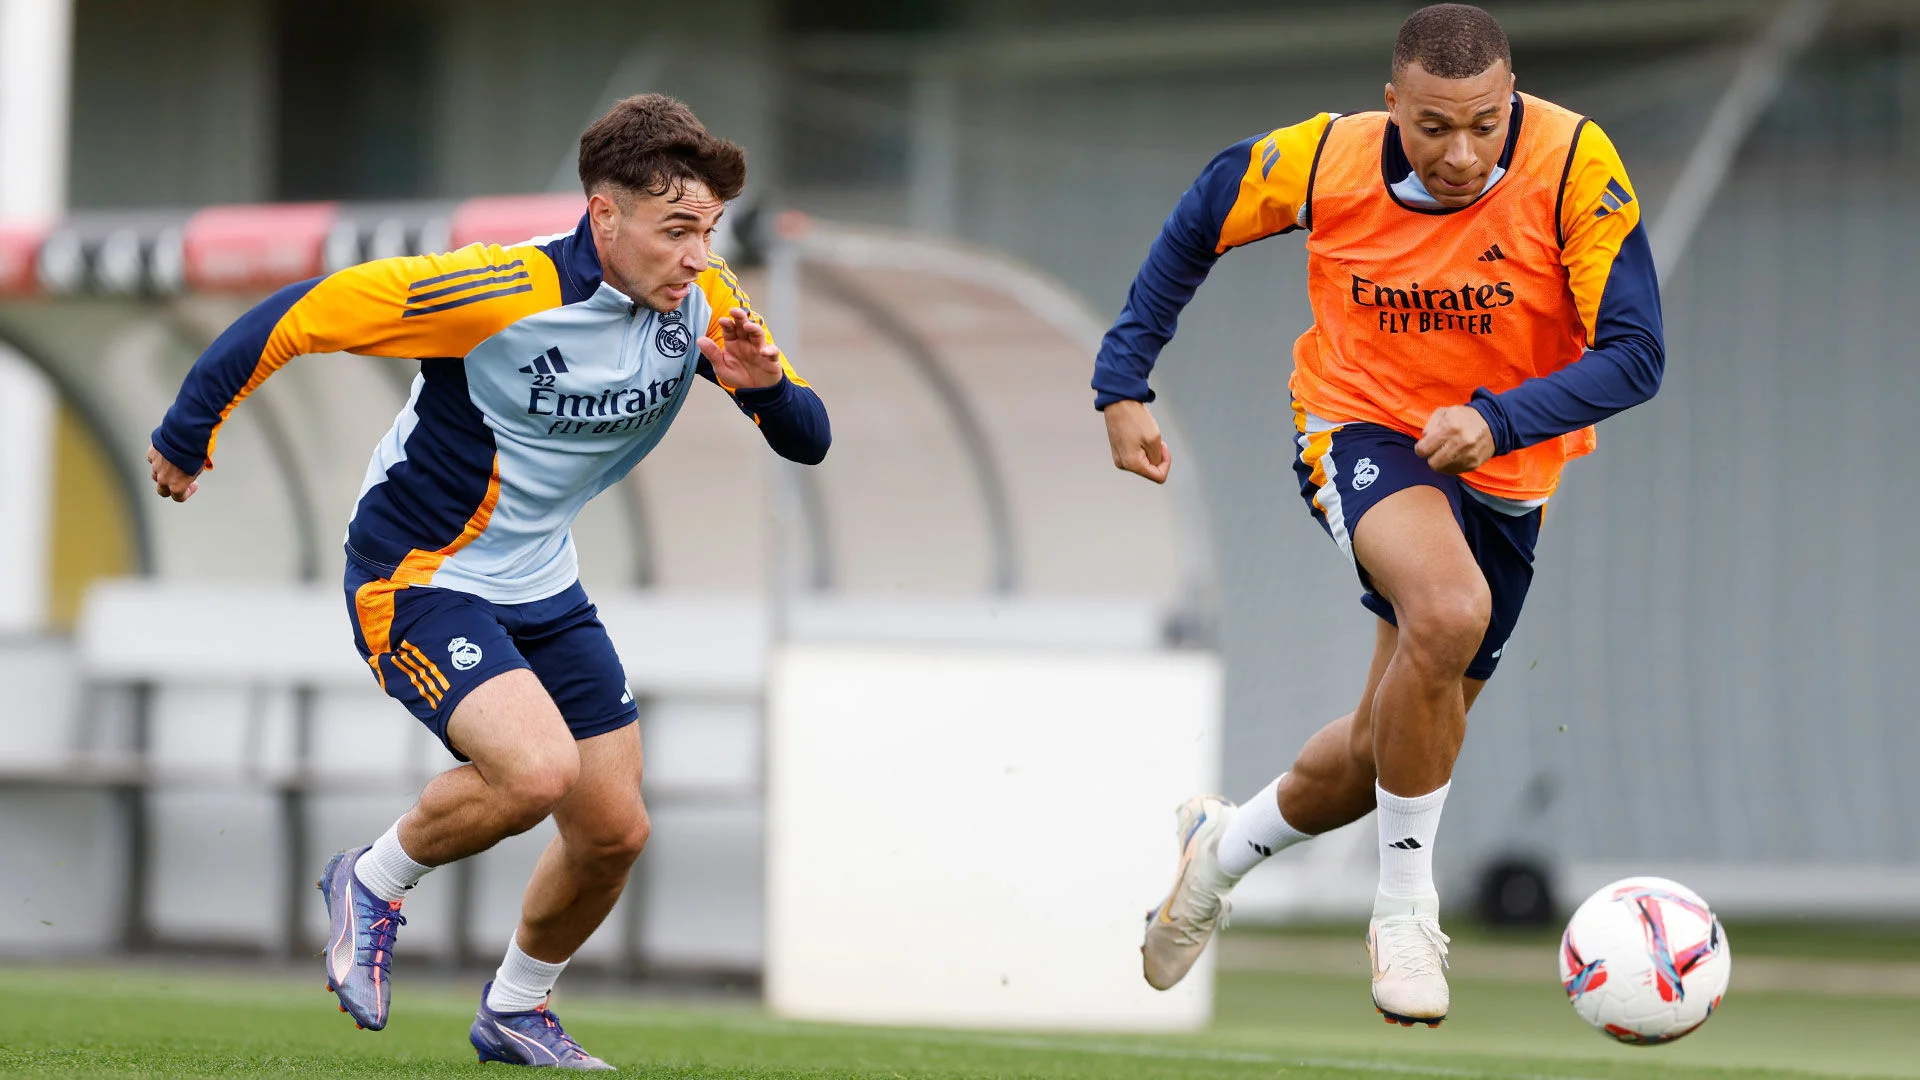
top-left (2, 941), bottom-right (1915, 1079)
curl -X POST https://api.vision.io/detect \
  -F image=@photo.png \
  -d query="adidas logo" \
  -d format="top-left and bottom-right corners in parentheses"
top-left (1388, 837), bottom-right (1423, 850)
top-left (1258, 134), bottom-right (1283, 180)
top-left (517, 346), bottom-right (570, 376)
top-left (1476, 244), bottom-right (1508, 262)
top-left (1249, 841), bottom-right (1274, 857)
top-left (1594, 177), bottom-right (1634, 218)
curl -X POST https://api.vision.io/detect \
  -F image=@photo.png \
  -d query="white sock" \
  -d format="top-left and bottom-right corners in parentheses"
top-left (353, 821), bottom-right (433, 903)
top-left (487, 935), bottom-right (570, 1013)
top-left (1217, 775), bottom-right (1313, 877)
top-left (1375, 780), bottom-right (1450, 899)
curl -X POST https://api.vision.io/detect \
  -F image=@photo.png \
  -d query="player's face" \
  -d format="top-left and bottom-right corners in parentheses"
top-left (590, 180), bottom-right (725, 312)
top-left (1385, 61), bottom-right (1515, 208)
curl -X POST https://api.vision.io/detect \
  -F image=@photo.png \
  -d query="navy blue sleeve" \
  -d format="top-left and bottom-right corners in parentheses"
top-left (150, 278), bottom-right (321, 475)
top-left (1469, 224), bottom-right (1665, 455)
top-left (700, 360), bottom-right (831, 465)
top-left (1090, 139), bottom-right (1259, 410)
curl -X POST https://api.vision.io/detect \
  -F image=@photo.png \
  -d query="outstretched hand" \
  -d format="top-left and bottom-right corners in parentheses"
top-left (146, 444), bottom-right (199, 502)
top-left (1103, 399), bottom-right (1171, 484)
top-left (697, 307), bottom-right (784, 390)
top-left (1415, 405), bottom-right (1495, 475)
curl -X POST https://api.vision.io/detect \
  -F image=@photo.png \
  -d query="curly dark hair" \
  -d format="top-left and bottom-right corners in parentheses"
top-left (1392, 4), bottom-right (1511, 81)
top-left (577, 93), bottom-right (747, 202)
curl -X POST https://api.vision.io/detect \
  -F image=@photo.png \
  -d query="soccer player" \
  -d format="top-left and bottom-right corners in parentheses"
top-left (1095, 5), bottom-right (1661, 1025)
top-left (146, 95), bottom-right (828, 1068)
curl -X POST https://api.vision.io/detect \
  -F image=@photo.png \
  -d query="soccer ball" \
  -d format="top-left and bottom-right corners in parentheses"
top-left (1558, 876), bottom-right (1731, 1045)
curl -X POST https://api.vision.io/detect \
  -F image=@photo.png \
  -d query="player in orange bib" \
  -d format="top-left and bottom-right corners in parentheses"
top-left (1096, 5), bottom-right (1662, 1024)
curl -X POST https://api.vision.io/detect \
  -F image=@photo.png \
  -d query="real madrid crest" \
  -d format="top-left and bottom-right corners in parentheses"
top-left (448, 636), bottom-right (484, 671)
top-left (656, 308), bottom-right (691, 357)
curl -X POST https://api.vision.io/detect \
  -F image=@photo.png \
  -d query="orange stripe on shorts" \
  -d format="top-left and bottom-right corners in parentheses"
top-left (402, 642), bottom-right (451, 692)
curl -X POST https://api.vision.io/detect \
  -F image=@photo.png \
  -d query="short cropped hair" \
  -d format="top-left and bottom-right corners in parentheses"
top-left (577, 93), bottom-right (747, 202)
top-left (1392, 4), bottom-right (1511, 81)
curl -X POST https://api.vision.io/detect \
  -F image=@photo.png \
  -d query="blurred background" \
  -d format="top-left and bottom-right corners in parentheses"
top-left (1, 0), bottom-right (1917, 990)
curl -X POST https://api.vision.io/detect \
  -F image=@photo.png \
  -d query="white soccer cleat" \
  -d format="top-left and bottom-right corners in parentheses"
top-left (1367, 891), bottom-right (1451, 1026)
top-left (1141, 795), bottom-right (1239, 991)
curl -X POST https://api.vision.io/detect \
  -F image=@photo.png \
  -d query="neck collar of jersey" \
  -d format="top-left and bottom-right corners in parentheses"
top-left (540, 214), bottom-right (607, 304)
top-left (1382, 92), bottom-right (1524, 214)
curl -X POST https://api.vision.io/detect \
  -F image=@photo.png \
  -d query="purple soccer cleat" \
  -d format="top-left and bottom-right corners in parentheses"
top-left (317, 846), bottom-right (406, 1031)
top-left (470, 981), bottom-right (614, 1070)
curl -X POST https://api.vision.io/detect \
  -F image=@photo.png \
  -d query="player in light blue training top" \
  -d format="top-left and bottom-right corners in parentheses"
top-left (147, 94), bottom-right (829, 1069)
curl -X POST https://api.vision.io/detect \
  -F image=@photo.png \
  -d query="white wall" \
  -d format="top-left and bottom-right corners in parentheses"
top-left (765, 644), bottom-right (1222, 1031)
top-left (0, 0), bottom-right (71, 633)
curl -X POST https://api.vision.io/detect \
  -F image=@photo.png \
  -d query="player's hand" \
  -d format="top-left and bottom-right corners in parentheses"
top-left (1103, 399), bottom-right (1171, 484)
top-left (698, 307), bottom-right (784, 390)
top-left (1415, 405), bottom-right (1495, 475)
top-left (146, 444), bottom-right (200, 502)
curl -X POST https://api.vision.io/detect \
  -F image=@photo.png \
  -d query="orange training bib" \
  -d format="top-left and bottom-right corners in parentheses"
top-left (1289, 93), bottom-right (1594, 502)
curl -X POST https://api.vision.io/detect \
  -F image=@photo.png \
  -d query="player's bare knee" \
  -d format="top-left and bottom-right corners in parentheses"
top-left (1398, 585), bottom-right (1490, 674)
top-left (525, 759), bottom-right (581, 808)
top-left (596, 806), bottom-right (651, 866)
top-left (496, 755), bottom-right (580, 831)
top-left (562, 810), bottom-right (650, 884)
top-left (497, 790), bottom-right (561, 836)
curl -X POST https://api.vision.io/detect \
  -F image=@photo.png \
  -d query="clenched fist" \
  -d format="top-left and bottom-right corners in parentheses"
top-left (1414, 405), bottom-right (1494, 475)
top-left (146, 444), bottom-right (199, 502)
top-left (1103, 399), bottom-right (1171, 484)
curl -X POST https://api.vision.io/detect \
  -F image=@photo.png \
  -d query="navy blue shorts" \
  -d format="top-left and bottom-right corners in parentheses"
top-left (1291, 418), bottom-right (1541, 680)
top-left (343, 558), bottom-right (638, 760)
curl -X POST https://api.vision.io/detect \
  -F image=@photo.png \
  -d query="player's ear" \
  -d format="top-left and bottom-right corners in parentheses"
top-left (1383, 80), bottom-right (1399, 121)
top-left (587, 189), bottom-right (622, 239)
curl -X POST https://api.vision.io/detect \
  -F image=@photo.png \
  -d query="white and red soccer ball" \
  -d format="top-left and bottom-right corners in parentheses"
top-left (1559, 876), bottom-right (1731, 1045)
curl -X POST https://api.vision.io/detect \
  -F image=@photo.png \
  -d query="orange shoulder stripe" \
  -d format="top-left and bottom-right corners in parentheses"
top-left (203, 245), bottom-right (561, 463)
